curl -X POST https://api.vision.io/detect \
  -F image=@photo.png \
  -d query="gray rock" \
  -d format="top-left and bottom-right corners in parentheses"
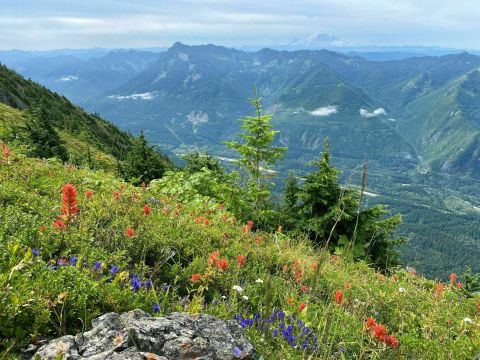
top-left (32, 311), bottom-right (255, 360)
top-left (33, 335), bottom-right (81, 360)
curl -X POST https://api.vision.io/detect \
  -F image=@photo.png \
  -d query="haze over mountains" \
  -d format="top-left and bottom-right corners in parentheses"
top-left (2, 40), bottom-right (480, 278)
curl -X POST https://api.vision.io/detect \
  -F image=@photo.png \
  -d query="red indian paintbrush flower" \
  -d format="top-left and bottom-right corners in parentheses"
top-left (301, 285), bottom-right (310, 293)
top-left (385, 335), bottom-right (399, 348)
top-left (85, 190), bottom-right (94, 199)
top-left (435, 283), bottom-right (445, 299)
top-left (60, 183), bottom-right (78, 222)
top-left (143, 204), bottom-right (152, 215)
top-left (298, 302), bottom-right (306, 312)
top-left (190, 273), bottom-right (202, 282)
top-left (53, 219), bottom-right (66, 229)
top-left (334, 289), bottom-right (343, 305)
top-left (114, 191), bottom-right (120, 201)
top-left (449, 273), bottom-right (457, 285)
top-left (39, 225), bottom-right (46, 232)
top-left (373, 324), bottom-right (387, 341)
top-left (216, 258), bottom-right (229, 271)
top-left (2, 143), bottom-right (11, 161)
top-left (125, 228), bottom-right (135, 237)
top-left (237, 255), bottom-right (245, 268)
top-left (365, 317), bottom-right (377, 330)
top-left (208, 251), bottom-right (220, 266)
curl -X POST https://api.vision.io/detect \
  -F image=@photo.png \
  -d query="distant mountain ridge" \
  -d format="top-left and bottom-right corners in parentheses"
top-left (75, 43), bottom-right (480, 180)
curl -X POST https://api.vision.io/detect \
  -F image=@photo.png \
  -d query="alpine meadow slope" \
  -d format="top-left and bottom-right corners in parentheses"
top-left (3, 44), bottom-right (480, 278)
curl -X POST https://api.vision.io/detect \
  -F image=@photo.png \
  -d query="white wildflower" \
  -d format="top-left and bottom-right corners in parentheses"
top-left (255, 278), bottom-right (264, 284)
top-left (232, 285), bottom-right (243, 293)
top-left (399, 287), bottom-right (406, 293)
top-left (464, 317), bottom-right (473, 324)
top-left (221, 295), bottom-right (227, 300)
top-left (242, 295), bottom-right (249, 301)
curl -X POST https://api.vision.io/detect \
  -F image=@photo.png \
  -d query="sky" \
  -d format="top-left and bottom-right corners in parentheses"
top-left (1, 0), bottom-right (480, 50)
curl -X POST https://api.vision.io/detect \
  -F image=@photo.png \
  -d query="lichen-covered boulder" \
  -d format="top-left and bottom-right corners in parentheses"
top-left (31, 310), bottom-right (255, 360)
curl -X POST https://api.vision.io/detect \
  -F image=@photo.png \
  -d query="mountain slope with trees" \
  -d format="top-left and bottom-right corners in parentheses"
top-left (0, 63), bottom-right (172, 176)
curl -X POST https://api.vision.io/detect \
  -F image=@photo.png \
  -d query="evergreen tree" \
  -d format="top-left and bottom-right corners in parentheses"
top-left (183, 150), bottom-right (224, 176)
top-left (225, 92), bottom-right (286, 221)
top-left (292, 140), bottom-right (404, 269)
top-left (125, 131), bottom-right (168, 185)
top-left (25, 102), bottom-right (68, 161)
top-left (281, 171), bottom-right (300, 228)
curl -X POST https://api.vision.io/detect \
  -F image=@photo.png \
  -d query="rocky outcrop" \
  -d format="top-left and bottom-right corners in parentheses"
top-left (30, 310), bottom-right (255, 360)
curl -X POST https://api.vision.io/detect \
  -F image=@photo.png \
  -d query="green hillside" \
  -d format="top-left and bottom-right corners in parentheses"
top-left (0, 63), bottom-right (175, 176)
top-left (0, 63), bottom-right (132, 163)
top-left (1, 146), bottom-right (480, 359)
top-left (0, 103), bottom-right (125, 171)
top-left (399, 69), bottom-right (480, 177)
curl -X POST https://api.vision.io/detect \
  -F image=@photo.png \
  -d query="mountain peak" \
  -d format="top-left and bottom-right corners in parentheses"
top-left (169, 42), bottom-right (189, 52)
top-left (288, 32), bottom-right (347, 49)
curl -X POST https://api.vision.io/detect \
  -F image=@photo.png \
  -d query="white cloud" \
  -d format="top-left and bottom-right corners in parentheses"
top-left (58, 75), bottom-right (79, 81)
top-left (360, 108), bottom-right (387, 118)
top-left (187, 110), bottom-right (209, 125)
top-left (309, 105), bottom-right (338, 116)
top-left (108, 92), bottom-right (156, 100)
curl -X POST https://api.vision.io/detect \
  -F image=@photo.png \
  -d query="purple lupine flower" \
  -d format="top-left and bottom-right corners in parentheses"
top-left (93, 261), bottom-right (102, 272)
top-left (272, 329), bottom-right (279, 337)
top-left (145, 278), bottom-right (152, 291)
top-left (111, 265), bottom-right (119, 276)
top-left (240, 319), bottom-right (249, 328)
top-left (163, 283), bottom-right (169, 293)
top-left (279, 311), bottom-right (285, 320)
top-left (69, 256), bottom-right (78, 267)
top-left (32, 248), bottom-right (39, 256)
top-left (233, 347), bottom-right (242, 358)
top-left (153, 303), bottom-right (160, 313)
top-left (302, 341), bottom-right (309, 350)
top-left (212, 298), bottom-right (219, 306)
top-left (57, 258), bottom-right (67, 266)
top-left (132, 275), bottom-right (141, 293)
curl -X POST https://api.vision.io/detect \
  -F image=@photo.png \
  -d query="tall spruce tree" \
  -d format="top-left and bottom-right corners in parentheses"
top-left (225, 92), bottom-right (286, 222)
